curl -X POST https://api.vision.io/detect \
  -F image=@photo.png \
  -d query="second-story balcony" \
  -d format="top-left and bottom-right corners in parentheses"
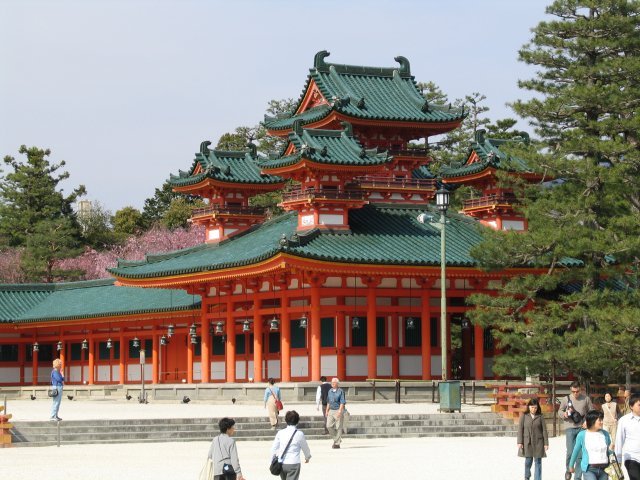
top-left (388, 148), bottom-right (431, 159)
top-left (282, 187), bottom-right (365, 203)
top-left (353, 174), bottom-right (437, 191)
top-left (191, 205), bottom-right (266, 219)
top-left (462, 193), bottom-right (518, 210)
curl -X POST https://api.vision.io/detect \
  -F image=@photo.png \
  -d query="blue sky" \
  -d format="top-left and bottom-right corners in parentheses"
top-left (0, 0), bottom-right (551, 213)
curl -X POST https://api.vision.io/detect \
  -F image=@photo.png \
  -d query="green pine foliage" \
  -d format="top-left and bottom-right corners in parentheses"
top-left (468, 0), bottom-right (640, 383)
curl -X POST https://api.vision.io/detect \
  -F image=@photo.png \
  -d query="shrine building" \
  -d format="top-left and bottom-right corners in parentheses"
top-left (0, 52), bottom-right (541, 386)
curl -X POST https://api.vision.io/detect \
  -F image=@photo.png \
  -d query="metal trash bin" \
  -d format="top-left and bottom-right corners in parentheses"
top-left (439, 380), bottom-right (461, 412)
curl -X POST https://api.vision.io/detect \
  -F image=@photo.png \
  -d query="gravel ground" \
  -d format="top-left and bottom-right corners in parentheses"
top-left (0, 399), bottom-right (588, 480)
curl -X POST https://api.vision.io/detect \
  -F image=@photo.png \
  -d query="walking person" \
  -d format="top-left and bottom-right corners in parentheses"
top-left (569, 410), bottom-right (612, 480)
top-left (264, 378), bottom-right (282, 430)
top-left (602, 392), bottom-right (618, 444)
top-left (270, 410), bottom-right (311, 480)
top-left (615, 392), bottom-right (640, 480)
top-left (560, 381), bottom-right (594, 480)
top-left (517, 398), bottom-right (549, 480)
top-left (315, 376), bottom-right (330, 434)
top-left (208, 417), bottom-right (245, 480)
top-left (49, 358), bottom-right (64, 421)
top-left (325, 377), bottom-right (346, 449)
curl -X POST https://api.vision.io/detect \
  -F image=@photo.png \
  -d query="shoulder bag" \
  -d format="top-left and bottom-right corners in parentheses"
top-left (198, 458), bottom-right (213, 480)
top-left (270, 430), bottom-right (297, 476)
top-left (270, 388), bottom-right (283, 411)
top-left (47, 388), bottom-right (58, 397)
top-left (216, 437), bottom-right (235, 479)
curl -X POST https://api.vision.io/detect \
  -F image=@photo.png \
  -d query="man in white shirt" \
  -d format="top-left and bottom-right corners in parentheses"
top-left (616, 392), bottom-right (640, 480)
top-left (270, 410), bottom-right (311, 480)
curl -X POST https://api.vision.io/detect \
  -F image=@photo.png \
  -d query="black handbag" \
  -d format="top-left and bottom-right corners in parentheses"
top-left (47, 388), bottom-right (58, 397)
top-left (270, 430), bottom-right (297, 476)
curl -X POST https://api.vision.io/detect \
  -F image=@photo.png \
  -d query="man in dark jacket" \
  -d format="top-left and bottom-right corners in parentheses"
top-left (316, 376), bottom-right (331, 434)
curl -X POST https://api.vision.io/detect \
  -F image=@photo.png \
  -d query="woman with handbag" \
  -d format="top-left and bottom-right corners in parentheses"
top-left (517, 397), bottom-right (549, 480)
top-left (207, 417), bottom-right (244, 480)
top-left (270, 410), bottom-right (311, 480)
top-left (264, 378), bottom-right (282, 430)
top-left (49, 358), bottom-right (64, 422)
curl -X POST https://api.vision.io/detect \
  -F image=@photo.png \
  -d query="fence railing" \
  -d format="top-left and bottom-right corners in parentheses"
top-left (462, 193), bottom-right (517, 209)
top-left (282, 188), bottom-right (365, 202)
top-left (354, 175), bottom-right (437, 190)
top-left (191, 205), bottom-right (266, 217)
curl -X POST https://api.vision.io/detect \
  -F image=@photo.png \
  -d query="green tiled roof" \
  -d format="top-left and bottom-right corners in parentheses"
top-left (169, 141), bottom-right (284, 187)
top-left (259, 124), bottom-right (390, 170)
top-left (441, 130), bottom-right (533, 179)
top-left (412, 165), bottom-right (436, 180)
top-left (264, 51), bottom-right (465, 131)
top-left (109, 204), bottom-right (486, 280)
top-left (0, 279), bottom-right (199, 324)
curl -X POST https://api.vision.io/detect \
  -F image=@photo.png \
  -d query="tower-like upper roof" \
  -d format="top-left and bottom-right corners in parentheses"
top-left (264, 51), bottom-right (465, 132)
top-left (169, 141), bottom-right (284, 188)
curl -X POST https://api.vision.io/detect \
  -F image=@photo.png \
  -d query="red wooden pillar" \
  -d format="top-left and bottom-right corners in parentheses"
top-left (253, 295), bottom-right (263, 382)
top-left (365, 277), bottom-right (379, 380)
top-left (152, 333), bottom-right (159, 384)
top-left (88, 336), bottom-right (95, 385)
top-left (336, 309), bottom-right (346, 380)
top-left (225, 293), bottom-right (236, 382)
top-left (119, 331), bottom-right (126, 384)
top-left (280, 294), bottom-right (291, 382)
top-left (474, 324), bottom-right (484, 380)
top-left (420, 282), bottom-right (432, 380)
top-left (310, 277), bottom-right (321, 381)
top-left (201, 295), bottom-right (211, 383)
top-left (59, 338), bottom-right (65, 373)
top-left (187, 335), bottom-right (194, 384)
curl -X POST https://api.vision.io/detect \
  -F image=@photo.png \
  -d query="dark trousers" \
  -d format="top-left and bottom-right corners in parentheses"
top-left (214, 475), bottom-right (236, 480)
top-left (321, 403), bottom-right (328, 429)
top-left (566, 427), bottom-right (583, 479)
top-left (626, 459), bottom-right (640, 480)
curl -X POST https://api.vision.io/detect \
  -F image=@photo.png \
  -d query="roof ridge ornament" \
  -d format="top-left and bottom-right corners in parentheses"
top-left (421, 100), bottom-right (430, 112)
top-left (246, 142), bottom-right (257, 159)
top-left (357, 97), bottom-right (365, 108)
top-left (340, 121), bottom-right (353, 137)
top-left (200, 140), bottom-right (211, 155)
top-left (314, 50), bottom-right (331, 72)
top-left (292, 119), bottom-right (304, 136)
top-left (394, 56), bottom-right (411, 76)
top-left (475, 129), bottom-right (486, 144)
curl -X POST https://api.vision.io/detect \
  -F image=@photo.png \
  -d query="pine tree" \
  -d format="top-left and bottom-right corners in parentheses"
top-left (0, 145), bottom-right (85, 246)
top-left (469, 0), bottom-right (640, 383)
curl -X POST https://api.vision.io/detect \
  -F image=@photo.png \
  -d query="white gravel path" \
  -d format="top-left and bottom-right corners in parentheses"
top-left (0, 399), bottom-right (576, 480)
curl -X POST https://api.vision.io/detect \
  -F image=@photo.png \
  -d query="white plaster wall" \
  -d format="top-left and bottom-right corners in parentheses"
top-left (321, 355), bottom-right (337, 377)
top-left (0, 367), bottom-right (19, 383)
top-left (379, 278), bottom-right (397, 288)
top-left (69, 365), bottom-right (82, 383)
top-left (193, 363), bottom-right (201, 381)
top-left (399, 355), bottom-right (421, 376)
top-left (111, 365), bottom-right (119, 382)
top-left (128, 364), bottom-right (152, 382)
top-left (97, 365), bottom-right (111, 382)
top-left (235, 361), bottom-right (246, 380)
top-left (431, 355), bottom-right (442, 376)
top-left (267, 359), bottom-right (280, 379)
top-left (324, 277), bottom-right (342, 287)
top-left (320, 297), bottom-right (337, 306)
top-left (247, 361), bottom-right (254, 380)
top-left (346, 355), bottom-right (367, 377)
top-left (319, 214), bottom-right (344, 225)
top-left (377, 355), bottom-right (392, 376)
top-left (211, 361), bottom-right (225, 380)
top-left (291, 357), bottom-right (308, 377)
top-left (503, 220), bottom-right (525, 231)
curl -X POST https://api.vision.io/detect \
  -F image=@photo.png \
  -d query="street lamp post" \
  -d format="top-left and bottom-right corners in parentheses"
top-left (435, 188), bottom-right (450, 381)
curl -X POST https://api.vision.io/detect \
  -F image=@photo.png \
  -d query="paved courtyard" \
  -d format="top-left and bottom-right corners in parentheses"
top-left (1, 399), bottom-right (569, 479)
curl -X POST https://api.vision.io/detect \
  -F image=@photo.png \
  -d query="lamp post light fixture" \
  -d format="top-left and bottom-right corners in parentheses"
top-left (106, 338), bottom-right (113, 350)
top-left (32, 342), bottom-right (39, 353)
top-left (214, 321), bottom-right (224, 335)
top-left (242, 319), bottom-right (251, 333)
top-left (269, 316), bottom-right (279, 331)
top-left (167, 324), bottom-right (174, 337)
top-left (190, 334), bottom-right (198, 345)
top-left (160, 335), bottom-right (168, 346)
top-left (81, 338), bottom-right (89, 350)
top-left (435, 187), bottom-right (450, 381)
top-left (56, 341), bottom-right (63, 351)
top-left (406, 317), bottom-right (416, 330)
top-left (351, 316), bottom-right (360, 329)
top-left (132, 337), bottom-right (140, 349)
top-left (189, 323), bottom-right (197, 337)
top-left (299, 314), bottom-right (308, 329)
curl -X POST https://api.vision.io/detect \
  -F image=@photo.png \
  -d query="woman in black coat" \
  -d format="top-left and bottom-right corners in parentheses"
top-left (517, 397), bottom-right (549, 480)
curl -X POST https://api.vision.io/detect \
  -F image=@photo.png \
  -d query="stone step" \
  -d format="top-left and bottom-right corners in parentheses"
top-left (9, 413), bottom-right (517, 447)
